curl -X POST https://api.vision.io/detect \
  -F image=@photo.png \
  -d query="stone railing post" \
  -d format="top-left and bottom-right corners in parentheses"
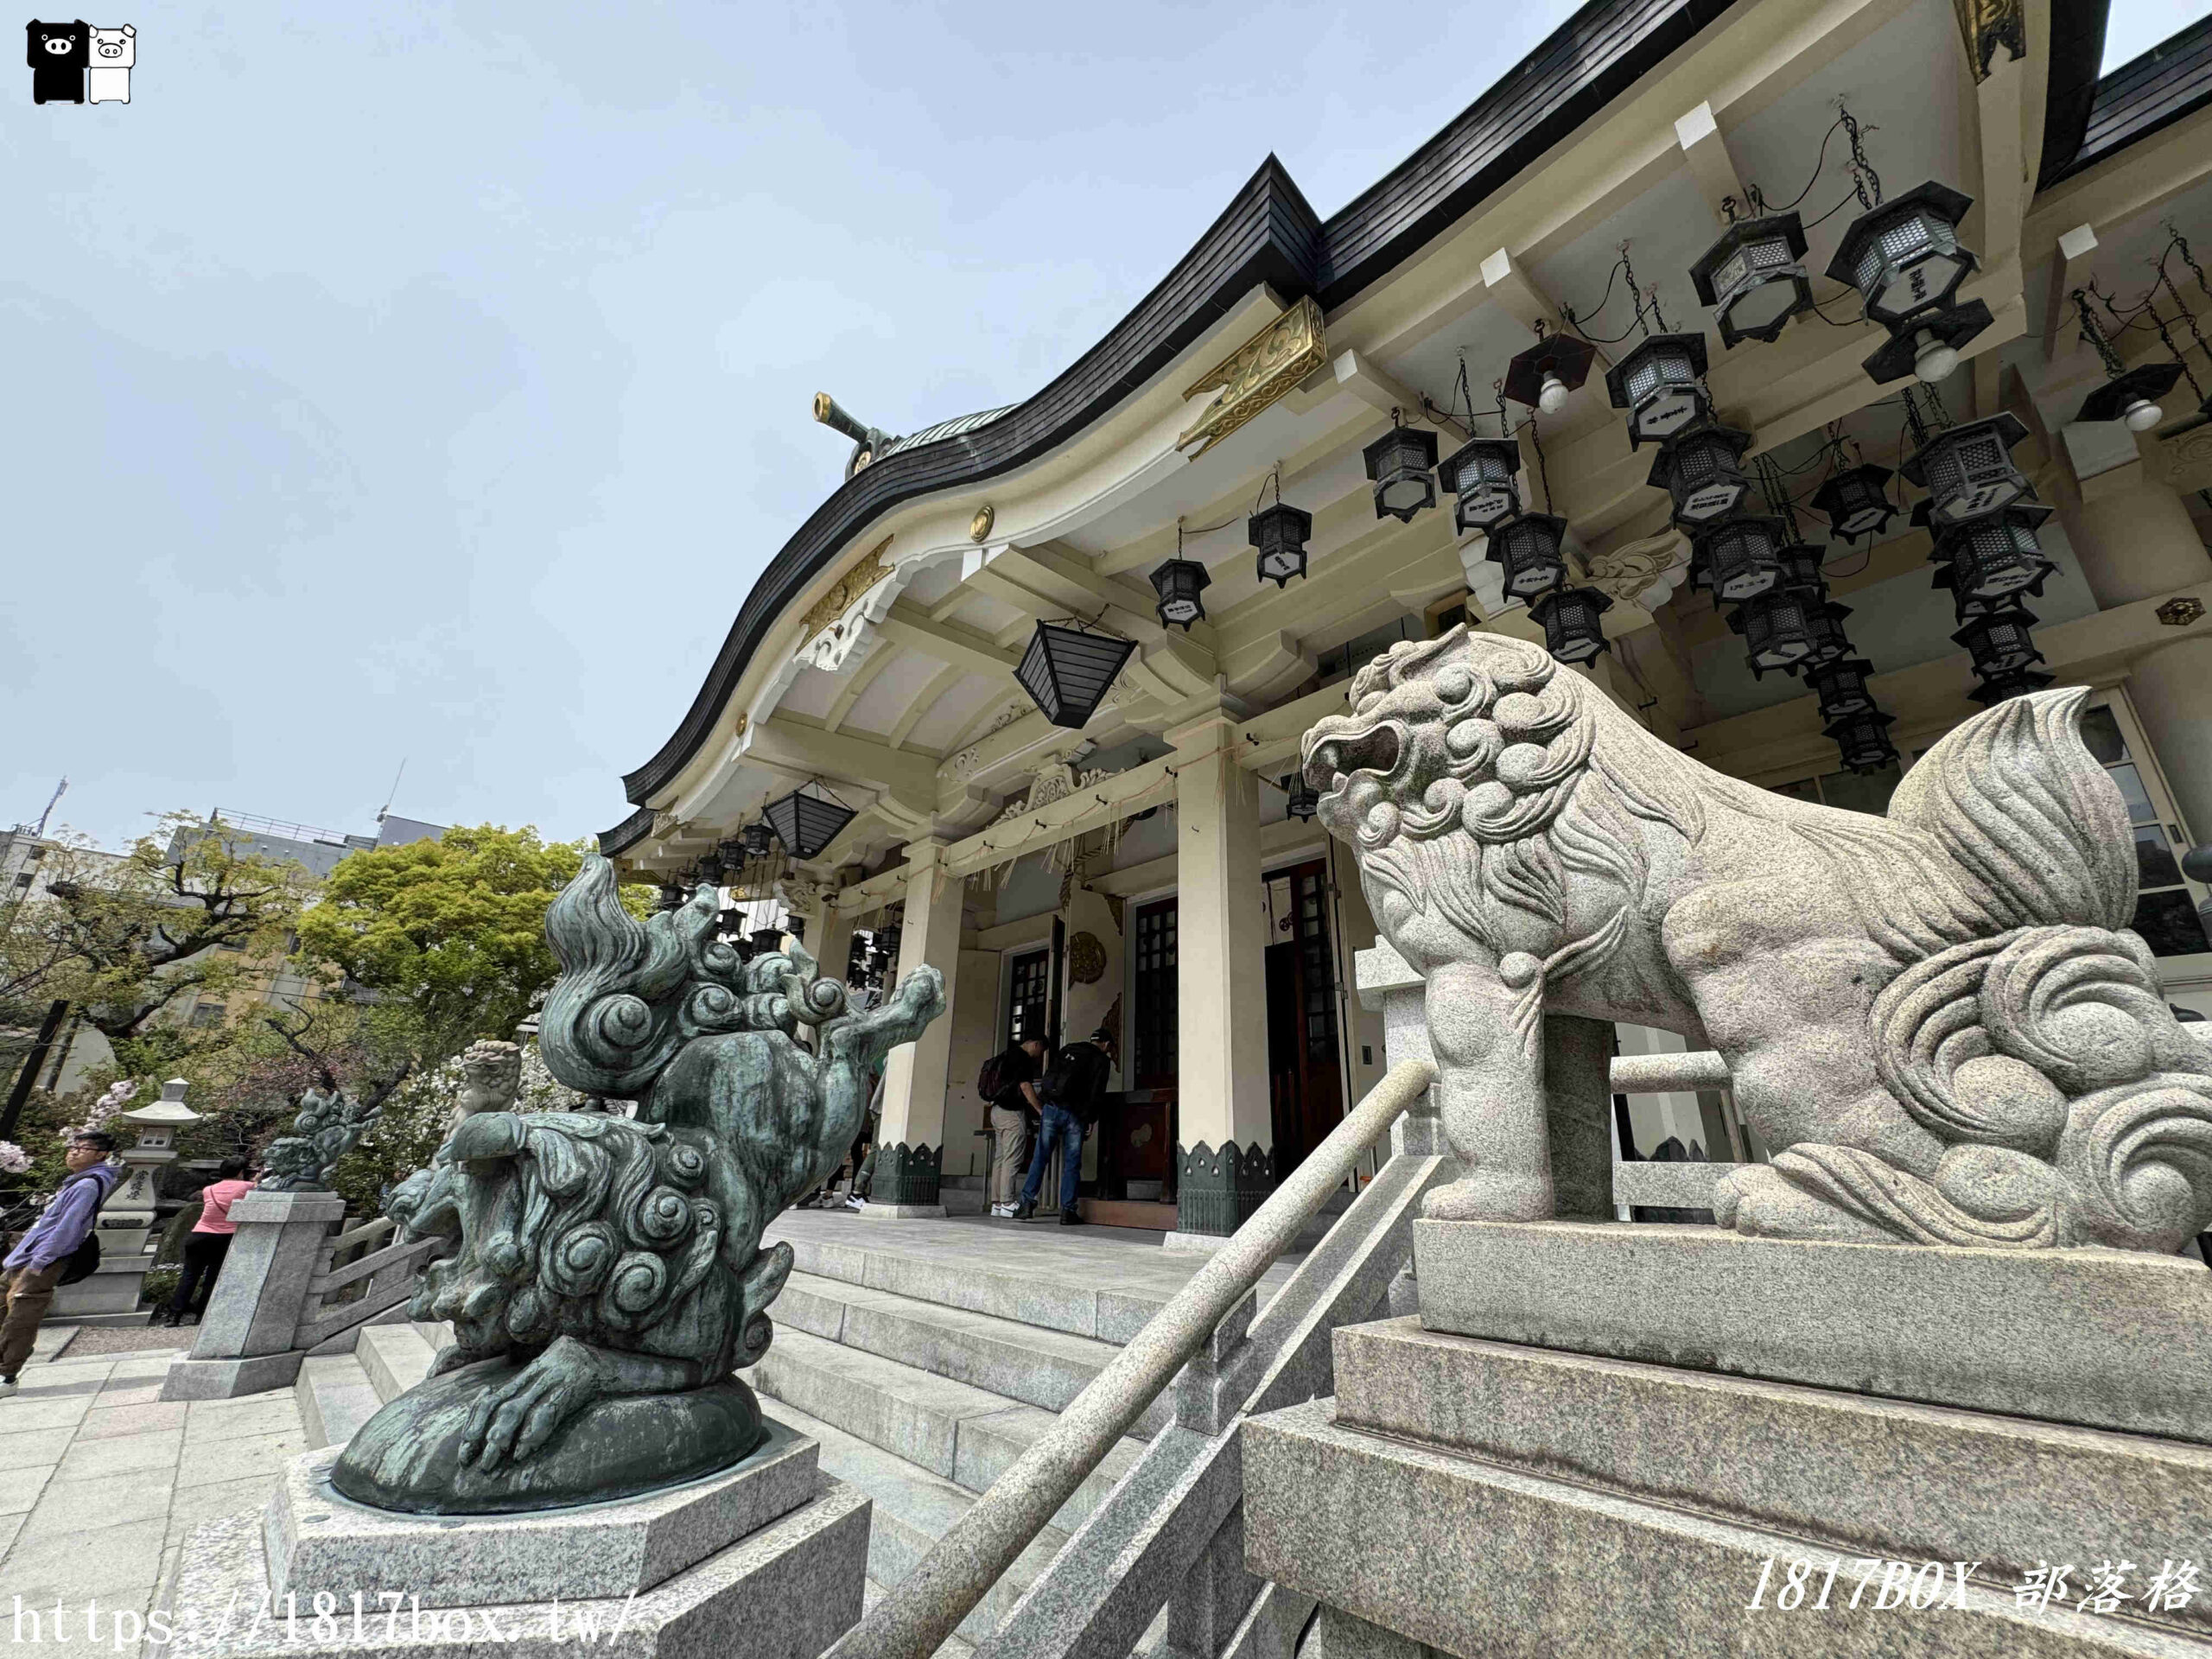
top-left (158, 1191), bottom-right (346, 1401)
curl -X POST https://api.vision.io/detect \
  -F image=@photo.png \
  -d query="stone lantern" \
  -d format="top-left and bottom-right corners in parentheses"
top-left (105, 1077), bottom-right (200, 1255)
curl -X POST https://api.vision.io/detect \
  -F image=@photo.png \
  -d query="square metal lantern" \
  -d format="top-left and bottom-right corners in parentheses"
top-left (762, 781), bottom-right (860, 861)
top-left (716, 835), bottom-right (748, 868)
top-left (741, 822), bottom-right (776, 859)
top-left (1900, 414), bottom-right (2032, 526)
top-left (1440, 437), bottom-right (1522, 536)
top-left (1363, 422), bottom-right (1440, 522)
top-left (1952, 606), bottom-right (2045, 675)
top-left (1727, 589), bottom-right (1815, 676)
top-left (1825, 181), bottom-right (1977, 330)
top-left (2077, 360), bottom-right (2185, 430)
top-left (1649, 422), bottom-right (1755, 525)
top-left (1801, 599), bottom-right (1856, 668)
top-left (1529, 586), bottom-right (1613, 664)
top-left (1281, 772), bottom-right (1319, 821)
top-left (1776, 542), bottom-right (1830, 594)
top-left (1823, 709), bottom-right (1899, 774)
top-left (1689, 212), bottom-right (1814, 347)
top-left (1692, 516), bottom-right (1789, 602)
top-left (1149, 557), bottom-right (1211, 630)
top-left (1504, 329), bottom-right (1599, 414)
top-left (1486, 512), bottom-right (1571, 601)
top-left (1604, 333), bottom-right (1713, 448)
top-left (1017, 620), bottom-right (1139, 728)
top-left (1929, 504), bottom-right (2056, 608)
top-left (1249, 501), bottom-right (1313, 588)
top-left (1968, 664), bottom-right (2057, 706)
top-left (1808, 656), bottom-right (1878, 717)
top-left (1809, 462), bottom-right (1897, 543)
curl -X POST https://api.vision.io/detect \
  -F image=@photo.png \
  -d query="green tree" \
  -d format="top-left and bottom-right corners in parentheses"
top-left (293, 824), bottom-right (591, 1058)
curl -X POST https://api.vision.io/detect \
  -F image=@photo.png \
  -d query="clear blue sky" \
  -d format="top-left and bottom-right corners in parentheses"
top-left (0, 1), bottom-right (2191, 851)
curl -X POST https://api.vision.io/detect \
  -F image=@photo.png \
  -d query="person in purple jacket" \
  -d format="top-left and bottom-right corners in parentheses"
top-left (0, 1130), bottom-right (120, 1391)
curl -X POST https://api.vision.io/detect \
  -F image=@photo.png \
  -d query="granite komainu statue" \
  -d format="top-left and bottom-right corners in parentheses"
top-left (334, 854), bottom-right (944, 1512)
top-left (1303, 628), bottom-right (2212, 1255)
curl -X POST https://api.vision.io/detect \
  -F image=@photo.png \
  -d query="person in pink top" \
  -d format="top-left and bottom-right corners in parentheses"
top-left (160, 1158), bottom-right (255, 1326)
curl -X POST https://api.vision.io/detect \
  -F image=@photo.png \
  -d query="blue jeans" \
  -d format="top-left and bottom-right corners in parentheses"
top-left (1019, 1103), bottom-right (1084, 1212)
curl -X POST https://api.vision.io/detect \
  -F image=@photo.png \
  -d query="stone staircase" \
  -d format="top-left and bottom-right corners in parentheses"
top-left (292, 1212), bottom-right (1305, 1656)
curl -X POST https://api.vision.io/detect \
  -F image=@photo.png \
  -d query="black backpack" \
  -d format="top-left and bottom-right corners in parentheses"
top-left (54, 1173), bottom-right (106, 1287)
top-left (1040, 1043), bottom-right (1108, 1124)
top-left (978, 1051), bottom-right (1008, 1103)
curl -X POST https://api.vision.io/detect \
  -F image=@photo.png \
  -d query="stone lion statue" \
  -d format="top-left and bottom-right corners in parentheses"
top-left (335, 854), bottom-right (944, 1512)
top-left (257, 1074), bottom-right (382, 1192)
top-left (1302, 627), bottom-right (2212, 1255)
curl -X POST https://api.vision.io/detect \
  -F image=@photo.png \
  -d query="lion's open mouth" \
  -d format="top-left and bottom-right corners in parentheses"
top-left (1305, 721), bottom-right (1402, 793)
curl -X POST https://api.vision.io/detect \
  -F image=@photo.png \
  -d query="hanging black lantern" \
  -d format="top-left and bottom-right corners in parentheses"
top-left (1860, 297), bottom-right (1996, 385)
top-left (1808, 656), bottom-right (1878, 717)
top-left (1363, 419), bottom-right (1439, 522)
top-left (1604, 333), bottom-right (1713, 448)
top-left (1691, 516), bottom-right (1789, 602)
top-left (694, 851), bottom-right (726, 886)
top-left (1688, 212), bottom-right (1814, 347)
top-left (1529, 587), bottom-right (1613, 664)
top-left (1776, 543), bottom-right (1829, 594)
top-left (1281, 772), bottom-right (1319, 821)
top-left (1953, 606), bottom-right (2046, 675)
top-left (1439, 437), bottom-right (1522, 536)
top-left (1503, 329), bottom-right (1599, 415)
top-left (1249, 501), bottom-right (1313, 588)
top-left (1968, 664), bottom-right (2058, 705)
top-left (874, 924), bottom-right (902, 975)
top-left (1487, 512), bottom-right (1571, 601)
top-left (1900, 414), bottom-right (2032, 526)
top-left (845, 933), bottom-right (870, 983)
top-left (656, 880), bottom-right (686, 912)
top-left (785, 917), bottom-right (805, 943)
top-left (741, 822), bottom-right (776, 860)
top-left (1727, 589), bottom-right (1815, 676)
top-left (1824, 709), bottom-right (1899, 774)
top-left (761, 781), bottom-right (860, 861)
top-left (750, 925), bottom-right (785, 956)
top-left (1149, 558), bottom-right (1211, 630)
top-left (1017, 620), bottom-right (1138, 729)
top-left (1826, 182), bottom-right (1978, 332)
top-left (2077, 361), bottom-right (2185, 432)
top-left (717, 836), bottom-right (748, 869)
top-left (1650, 423), bottom-right (1755, 525)
top-left (1809, 462), bottom-right (1898, 543)
top-left (1929, 505), bottom-right (2056, 608)
top-left (1801, 599), bottom-right (1856, 668)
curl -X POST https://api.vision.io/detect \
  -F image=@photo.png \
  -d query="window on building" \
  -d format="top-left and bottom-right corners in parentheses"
top-left (2075, 702), bottom-right (2210, 958)
top-left (1131, 899), bottom-right (1179, 1089)
top-left (11, 872), bottom-right (30, 890)
top-left (1006, 949), bottom-right (1050, 1046)
top-left (1771, 760), bottom-right (1903, 817)
top-left (25, 844), bottom-right (46, 861)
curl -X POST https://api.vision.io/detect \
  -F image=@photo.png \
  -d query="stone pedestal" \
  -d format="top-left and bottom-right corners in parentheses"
top-left (150, 1418), bottom-right (869, 1659)
top-left (160, 1191), bottom-right (346, 1402)
top-left (1242, 1224), bottom-right (2212, 1656)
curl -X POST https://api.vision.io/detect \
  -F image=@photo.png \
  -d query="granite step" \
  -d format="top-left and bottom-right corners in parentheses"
top-left (766, 1394), bottom-right (1071, 1647)
top-left (753, 1325), bottom-right (1143, 1532)
top-left (776, 1269), bottom-right (1173, 1439)
top-left (295, 1351), bottom-right (385, 1450)
top-left (357, 1322), bottom-right (441, 1403)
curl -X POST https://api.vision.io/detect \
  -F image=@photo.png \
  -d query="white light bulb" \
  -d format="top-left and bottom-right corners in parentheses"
top-left (1912, 330), bottom-right (1958, 384)
top-left (1537, 371), bottom-right (1570, 415)
top-left (2124, 397), bottom-right (2164, 433)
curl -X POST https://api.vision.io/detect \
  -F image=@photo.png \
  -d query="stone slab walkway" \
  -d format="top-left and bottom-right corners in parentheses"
top-left (1, 1339), bottom-right (307, 1652)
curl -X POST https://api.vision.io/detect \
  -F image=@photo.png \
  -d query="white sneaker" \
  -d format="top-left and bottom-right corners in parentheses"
top-left (843, 1195), bottom-right (865, 1210)
top-left (989, 1204), bottom-right (1012, 1217)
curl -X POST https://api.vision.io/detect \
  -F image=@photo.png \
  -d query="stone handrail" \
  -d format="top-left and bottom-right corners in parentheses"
top-left (826, 1058), bottom-right (1439, 1659)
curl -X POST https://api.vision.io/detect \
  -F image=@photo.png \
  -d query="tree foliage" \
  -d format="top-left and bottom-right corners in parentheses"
top-left (292, 825), bottom-right (596, 1056)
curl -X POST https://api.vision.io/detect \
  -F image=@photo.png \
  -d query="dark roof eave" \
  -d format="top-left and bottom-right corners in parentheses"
top-left (616, 0), bottom-right (1741, 812)
top-left (2040, 2), bottom-right (2212, 190)
top-left (596, 805), bottom-right (656, 859)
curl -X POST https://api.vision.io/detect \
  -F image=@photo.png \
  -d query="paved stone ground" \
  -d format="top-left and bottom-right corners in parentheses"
top-left (54, 1324), bottom-right (200, 1357)
top-left (1, 1341), bottom-right (306, 1652)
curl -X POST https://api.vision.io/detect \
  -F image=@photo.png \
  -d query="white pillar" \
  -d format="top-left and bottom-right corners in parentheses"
top-left (870, 837), bottom-right (963, 1217)
top-left (1168, 711), bottom-right (1273, 1240)
top-left (2062, 470), bottom-right (2209, 609)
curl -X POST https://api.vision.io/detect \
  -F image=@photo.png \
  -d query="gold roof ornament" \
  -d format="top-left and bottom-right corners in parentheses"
top-left (1177, 296), bottom-right (1326, 457)
top-left (970, 504), bottom-right (995, 543)
top-left (800, 537), bottom-right (895, 643)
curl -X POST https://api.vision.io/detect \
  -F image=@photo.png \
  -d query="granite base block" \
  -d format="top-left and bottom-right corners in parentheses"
top-left (1414, 1219), bottom-right (2212, 1443)
top-left (1333, 1318), bottom-right (2212, 1638)
top-left (855, 1202), bottom-right (948, 1220)
top-left (268, 1420), bottom-right (821, 1607)
top-left (161, 1351), bottom-right (306, 1402)
top-left (1244, 1397), bottom-right (2205, 1659)
top-left (152, 1476), bottom-right (869, 1659)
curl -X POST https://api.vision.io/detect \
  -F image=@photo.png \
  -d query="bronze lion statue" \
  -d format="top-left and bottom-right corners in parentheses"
top-left (1303, 627), bottom-right (2212, 1254)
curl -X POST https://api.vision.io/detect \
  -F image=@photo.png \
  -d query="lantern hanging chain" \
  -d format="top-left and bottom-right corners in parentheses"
top-left (1495, 378), bottom-right (1512, 444)
top-left (1560, 242), bottom-right (1669, 344)
top-left (1173, 466), bottom-right (1293, 542)
top-left (2147, 285), bottom-right (2206, 400)
top-left (1901, 384), bottom-right (1935, 451)
top-left (1529, 413), bottom-right (1554, 513)
top-left (1840, 105), bottom-right (1882, 210)
top-left (2074, 289), bottom-right (2128, 378)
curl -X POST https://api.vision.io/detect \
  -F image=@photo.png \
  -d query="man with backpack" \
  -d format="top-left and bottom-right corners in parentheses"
top-left (980, 1035), bottom-right (1046, 1217)
top-left (0, 1129), bottom-right (121, 1391)
top-left (1011, 1027), bottom-right (1116, 1226)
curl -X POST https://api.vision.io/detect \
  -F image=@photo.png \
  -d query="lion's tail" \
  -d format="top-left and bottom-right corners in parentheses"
top-left (1882, 688), bottom-right (2136, 935)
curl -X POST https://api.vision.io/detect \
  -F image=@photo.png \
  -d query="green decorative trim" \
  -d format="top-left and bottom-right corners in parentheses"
top-left (875, 1142), bottom-right (943, 1207)
top-left (1175, 1141), bottom-right (1273, 1237)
